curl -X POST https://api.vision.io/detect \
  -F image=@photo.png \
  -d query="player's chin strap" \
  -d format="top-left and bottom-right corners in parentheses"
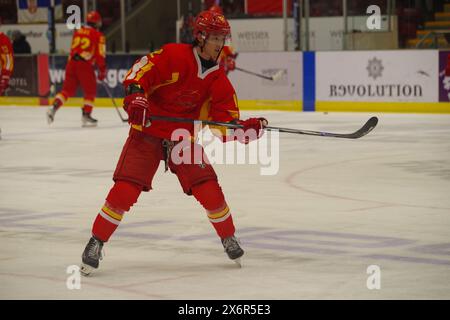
top-left (215, 45), bottom-right (225, 64)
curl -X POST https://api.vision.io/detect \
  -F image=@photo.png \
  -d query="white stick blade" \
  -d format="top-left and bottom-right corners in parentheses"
top-left (272, 70), bottom-right (284, 81)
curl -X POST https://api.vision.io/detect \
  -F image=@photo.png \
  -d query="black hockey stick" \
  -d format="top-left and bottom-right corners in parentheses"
top-left (147, 115), bottom-right (378, 139)
top-left (265, 116), bottom-right (378, 139)
top-left (99, 81), bottom-right (128, 122)
top-left (235, 67), bottom-right (283, 81)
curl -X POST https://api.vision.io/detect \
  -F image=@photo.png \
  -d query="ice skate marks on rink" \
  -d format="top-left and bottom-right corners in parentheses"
top-left (0, 106), bottom-right (450, 299)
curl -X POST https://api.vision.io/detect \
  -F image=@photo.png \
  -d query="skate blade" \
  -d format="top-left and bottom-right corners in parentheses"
top-left (80, 263), bottom-right (95, 276)
top-left (81, 123), bottom-right (98, 128)
top-left (46, 113), bottom-right (54, 125)
top-left (233, 258), bottom-right (242, 268)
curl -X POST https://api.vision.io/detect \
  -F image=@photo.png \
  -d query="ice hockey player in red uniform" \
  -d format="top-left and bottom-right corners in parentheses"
top-left (47, 11), bottom-right (106, 127)
top-left (208, 4), bottom-right (238, 75)
top-left (80, 10), bottom-right (267, 275)
top-left (0, 32), bottom-right (14, 96)
top-left (220, 45), bottom-right (238, 75)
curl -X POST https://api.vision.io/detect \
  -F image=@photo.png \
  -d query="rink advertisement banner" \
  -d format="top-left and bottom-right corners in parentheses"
top-left (0, 24), bottom-right (73, 54)
top-left (17, 0), bottom-right (63, 23)
top-left (49, 54), bottom-right (141, 98)
top-left (229, 18), bottom-right (293, 52)
top-left (439, 51), bottom-right (450, 102)
top-left (227, 52), bottom-right (302, 110)
top-left (6, 55), bottom-right (39, 97)
top-left (316, 50), bottom-right (439, 104)
top-left (228, 16), bottom-right (396, 52)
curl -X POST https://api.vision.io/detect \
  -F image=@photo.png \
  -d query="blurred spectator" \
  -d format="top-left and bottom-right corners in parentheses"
top-left (204, 0), bottom-right (217, 10)
top-left (222, 0), bottom-right (245, 17)
top-left (311, 0), bottom-right (342, 17)
top-left (12, 30), bottom-right (31, 54)
top-left (0, 0), bottom-right (18, 24)
top-left (415, 0), bottom-right (434, 22)
top-left (180, 14), bottom-right (195, 44)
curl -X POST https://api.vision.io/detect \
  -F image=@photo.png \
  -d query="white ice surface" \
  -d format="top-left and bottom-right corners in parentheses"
top-left (0, 106), bottom-right (449, 299)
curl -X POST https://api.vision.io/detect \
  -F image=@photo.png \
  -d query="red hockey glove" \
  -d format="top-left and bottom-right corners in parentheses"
top-left (234, 117), bottom-right (268, 144)
top-left (123, 93), bottom-right (150, 126)
top-left (97, 68), bottom-right (106, 81)
top-left (0, 75), bottom-right (10, 96)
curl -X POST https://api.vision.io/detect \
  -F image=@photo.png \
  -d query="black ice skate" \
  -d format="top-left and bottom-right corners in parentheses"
top-left (80, 236), bottom-right (104, 276)
top-left (46, 107), bottom-right (57, 124)
top-left (82, 112), bottom-right (98, 127)
top-left (221, 236), bottom-right (244, 267)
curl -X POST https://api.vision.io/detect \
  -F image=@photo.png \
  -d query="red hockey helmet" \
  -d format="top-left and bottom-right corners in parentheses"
top-left (193, 10), bottom-right (230, 39)
top-left (208, 5), bottom-right (223, 15)
top-left (87, 11), bottom-right (102, 24)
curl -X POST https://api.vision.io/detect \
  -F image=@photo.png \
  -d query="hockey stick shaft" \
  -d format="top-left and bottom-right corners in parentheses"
top-left (148, 115), bottom-right (243, 129)
top-left (266, 117), bottom-right (378, 139)
top-left (148, 115), bottom-right (378, 139)
top-left (99, 81), bottom-right (128, 122)
top-left (235, 67), bottom-right (275, 81)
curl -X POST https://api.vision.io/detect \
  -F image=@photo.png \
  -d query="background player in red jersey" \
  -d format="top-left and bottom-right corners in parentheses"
top-left (220, 44), bottom-right (238, 75)
top-left (47, 11), bottom-right (106, 127)
top-left (0, 31), bottom-right (14, 96)
top-left (80, 10), bottom-right (267, 275)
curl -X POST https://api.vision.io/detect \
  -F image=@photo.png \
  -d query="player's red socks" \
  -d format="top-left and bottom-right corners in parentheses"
top-left (91, 181), bottom-right (142, 242)
top-left (92, 180), bottom-right (235, 242)
top-left (53, 93), bottom-right (66, 110)
top-left (91, 204), bottom-right (122, 242)
top-left (191, 180), bottom-right (236, 239)
top-left (82, 104), bottom-right (93, 114)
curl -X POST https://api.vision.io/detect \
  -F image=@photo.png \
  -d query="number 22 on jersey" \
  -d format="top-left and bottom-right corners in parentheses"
top-left (71, 36), bottom-right (91, 50)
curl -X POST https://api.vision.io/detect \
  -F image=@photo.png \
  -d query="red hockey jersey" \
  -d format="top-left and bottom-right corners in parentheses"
top-left (69, 26), bottom-right (106, 72)
top-left (0, 32), bottom-right (14, 77)
top-left (219, 45), bottom-right (237, 74)
top-left (123, 43), bottom-right (240, 140)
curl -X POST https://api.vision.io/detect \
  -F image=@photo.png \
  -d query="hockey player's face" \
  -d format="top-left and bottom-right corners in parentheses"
top-left (204, 34), bottom-right (226, 61)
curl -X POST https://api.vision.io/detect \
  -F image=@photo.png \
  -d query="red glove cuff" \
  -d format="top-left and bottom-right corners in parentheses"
top-left (238, 117), bottom-right (267, 130)
top-left (124, 92), bottom-right (148, 109)
top-left (123, 93), bottom-right (150, 126)
top-left (234, 117), bottom-right (268, 144)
